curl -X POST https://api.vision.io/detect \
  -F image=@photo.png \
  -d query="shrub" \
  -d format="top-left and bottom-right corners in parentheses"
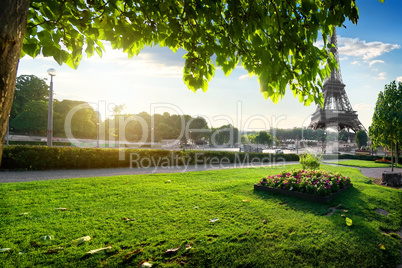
top-left (1, 146), bottom-right (301, 170)
top-left (299, 152), bottom-right (322, 170)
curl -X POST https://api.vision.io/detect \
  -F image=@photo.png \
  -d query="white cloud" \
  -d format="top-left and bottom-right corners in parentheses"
top-left (238, 74), bottom-right (250, 80)
top-left (374, 72), bottom-right (387, 80)
top-left (353, 103), bottom-right (374, 111)
top-left (350, 61), bottom-right (359, 65)
top-left (369, 60), bottom-right (385, 67)
top-left (338, 37), bottom-right (400, 60)
top-left (396, 76), bottom-right (402, 83)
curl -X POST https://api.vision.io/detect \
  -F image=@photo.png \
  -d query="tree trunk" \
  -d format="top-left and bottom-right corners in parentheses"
top-left (0, 0), bottom-right (30, 167)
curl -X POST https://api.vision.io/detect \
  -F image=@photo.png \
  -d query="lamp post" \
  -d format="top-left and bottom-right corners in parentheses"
top-left (47, 68), bottom-right (56, 147)
top-left (96, 122), bottom-right (99, 148)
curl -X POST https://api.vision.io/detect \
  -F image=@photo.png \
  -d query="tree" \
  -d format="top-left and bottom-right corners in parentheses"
top-left (54, 100), bottom-right (98, 138)
top-left (339, 129), bottom-right (355, 142)
top-left (11, 75), bottom-right (49, 120)
top-left (255, 131), bottom-right (272, 145)
top-left (369, 81), bottom-right (402, 170)
top-left (11, 100), bottom-right (48, 135)
top-left (0, 0), bottom-right (378, 165)
top-left (355, 130), bottom-right (368, 149)
top-left (210, 124), bottom-right (239, 146)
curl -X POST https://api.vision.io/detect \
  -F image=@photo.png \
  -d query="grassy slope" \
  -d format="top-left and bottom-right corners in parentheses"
top-left (0, 165), bottom-right (401, 268)
top-left (335, 160), bottom-right (401, 168)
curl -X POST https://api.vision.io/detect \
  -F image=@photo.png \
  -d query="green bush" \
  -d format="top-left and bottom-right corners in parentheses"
top-left (299, 152), bottom-right (322, 170)
top-left (322, 154), bottom-right (402, 164)
top-left (8, 140), bottom-right (72, 146)
top-left (1, 146), bottom-right (301, 170)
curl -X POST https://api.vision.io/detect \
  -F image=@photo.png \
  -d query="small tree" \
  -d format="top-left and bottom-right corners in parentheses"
top-left (369, 81), bottom-right (402, 171)
top-left (355, 130), bottom-right (368, 149)
top-left (255, 131), bottom-right (272, 145)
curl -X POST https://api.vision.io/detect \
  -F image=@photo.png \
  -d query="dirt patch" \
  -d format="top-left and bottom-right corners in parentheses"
top-left (326, 207), bottom-right (336, 216)
top-left (370, 178), bottom-right (401, 190)
top-left (375, 208), bottom-right (390, 216)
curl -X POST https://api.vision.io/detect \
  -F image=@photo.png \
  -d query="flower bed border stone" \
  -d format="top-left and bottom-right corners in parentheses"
top-left (254, 183), bottom-right (353, 203)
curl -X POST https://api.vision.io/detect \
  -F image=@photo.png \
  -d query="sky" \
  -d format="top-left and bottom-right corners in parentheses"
top-left (17, 0), bottom-right (402, 133)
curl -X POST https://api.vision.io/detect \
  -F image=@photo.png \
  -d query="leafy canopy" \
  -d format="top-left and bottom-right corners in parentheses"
top-left (11, 75), bottom-right (49, 119)
top-left (355, 129), bottom-right (367, 148)
top-left (24, 0), bottom-right (364, 105)
top-left (369, 81), bottom-right (402, 148)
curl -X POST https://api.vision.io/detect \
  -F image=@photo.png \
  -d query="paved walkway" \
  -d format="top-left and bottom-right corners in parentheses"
top-left (360, 167), bottom-right (402, 179)
top-left (0, 161), bottom-right (300, 183)
top-left (323, 159), bottom-right (402, 180)
top-left (1, 160), bottom-right (401, 183)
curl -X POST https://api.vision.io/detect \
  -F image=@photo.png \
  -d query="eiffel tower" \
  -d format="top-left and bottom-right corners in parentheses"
top-left (309, 28), bottom-right (365, 132)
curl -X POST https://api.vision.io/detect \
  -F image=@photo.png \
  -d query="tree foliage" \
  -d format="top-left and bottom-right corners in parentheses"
top-left (355, 129), bottom-right (368, 149)
top-left (210, 124), bottom-right (239, 146)
top-left (23, 0), bottom-right (363, 105)
top-left (11, 75), bottom-right (49, 119)
top-left (254, 130), bottom-right (272, 145)
top-left (8, 75), bottom-right (100, 138)
top-left (11, 100), bottom-right (48, 135)
top-left (369, 81), bottom-right (402, 149)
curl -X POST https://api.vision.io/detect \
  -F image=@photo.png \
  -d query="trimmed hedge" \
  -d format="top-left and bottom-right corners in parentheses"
top-left (7, 140), bottom-right (72, 146)
top-left (2, 146), bottom-right (400, 171)
top-left (324, 154), bottom-right (402, 163)
top-left (1, 146), bottom-right (299, 170)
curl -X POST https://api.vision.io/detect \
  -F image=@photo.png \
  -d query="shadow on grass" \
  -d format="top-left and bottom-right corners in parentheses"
top-left (253, 185), bottom-right (401, 267)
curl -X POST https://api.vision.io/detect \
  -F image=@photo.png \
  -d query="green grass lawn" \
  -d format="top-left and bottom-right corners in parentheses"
top-left (1, 164), bottom-right (401, 267)
top-left (335, 160), bottom-right (401, 168)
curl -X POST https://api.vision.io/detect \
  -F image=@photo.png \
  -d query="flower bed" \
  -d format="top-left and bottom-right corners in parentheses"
top-left (375, 159), bottom-right (391, 164)
top-left (254, 169), bottom-right (352, 203)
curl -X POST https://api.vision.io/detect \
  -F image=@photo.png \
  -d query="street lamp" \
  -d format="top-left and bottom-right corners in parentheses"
top-left (96, 122), bottom-right (99, 148)
top-left (47, 68), bottom-right (56, 147)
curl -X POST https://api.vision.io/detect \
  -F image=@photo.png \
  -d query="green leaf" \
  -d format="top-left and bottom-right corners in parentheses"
top-left (200, 79), bottom-right (208, 92)
top-left (304, 95), bottom-right (314, 106)
top-left (270, 92), bottom-right (280, 104)
top-left (22, 42), bottom-right (40, 58)
top-left (95, 47), bottom-right (103, 58)
top-left (53, 50), bottom-right (70, 65)
top-left (42, 44), bottom-right (59, 57)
